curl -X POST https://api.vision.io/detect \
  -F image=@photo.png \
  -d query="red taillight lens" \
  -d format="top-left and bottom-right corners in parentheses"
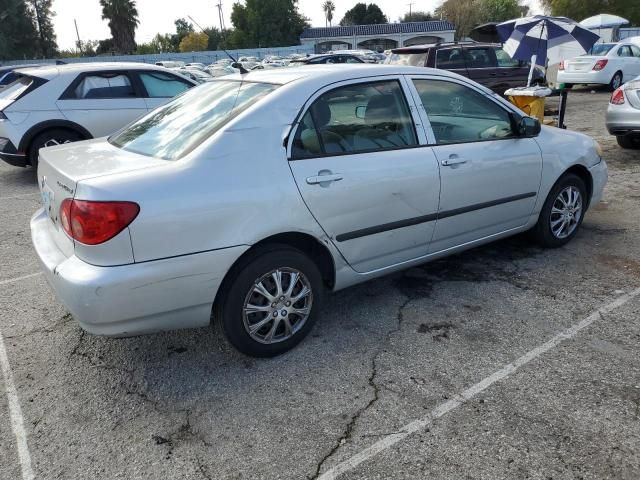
top-left (558, 61), bottom-right (565, 71)
top-left (610, 87), bottom-right (625, 105)
top-left (593, 59), bottom-right (608, 71)
top-left (59, 199), bottom-right (139, 245)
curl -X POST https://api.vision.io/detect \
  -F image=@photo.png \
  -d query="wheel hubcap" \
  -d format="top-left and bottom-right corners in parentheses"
top-left (43, 138), bottom-right (73, 148)
top-left (613, 75), bottom-right (621, 89)
top-left (242, 268), bottom-right (313, 344)
top-left (550, 186), bottom-right (583, 239)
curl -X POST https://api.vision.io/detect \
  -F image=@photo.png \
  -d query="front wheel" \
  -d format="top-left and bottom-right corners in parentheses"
top-left (218, 245), bottom-right (324, 357)
top-left (617, 134), bottom-right (640, 149)
top-left (532, 174), bottom-right (587, 248)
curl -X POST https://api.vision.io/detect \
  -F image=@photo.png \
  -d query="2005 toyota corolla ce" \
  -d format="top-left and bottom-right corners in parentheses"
top-left (31, 65), bottom-right (608, 357)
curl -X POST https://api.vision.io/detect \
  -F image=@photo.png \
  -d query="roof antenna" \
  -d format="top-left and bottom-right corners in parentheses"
top-left (187, 13), bottom-right (249, 74)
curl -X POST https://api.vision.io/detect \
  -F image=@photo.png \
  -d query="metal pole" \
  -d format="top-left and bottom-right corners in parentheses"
top-left (74, 19), bottom-right (82, 55)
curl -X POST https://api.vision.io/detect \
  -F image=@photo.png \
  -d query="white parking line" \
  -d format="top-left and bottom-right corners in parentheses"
top-left (0, 331), bottom-right (35, 480)
top-left (0, 272), bottom-right (43, 287)
top-left (0, 192), bottom-right (39, 201)
top-left (318, 287), bottom-right (640, 480)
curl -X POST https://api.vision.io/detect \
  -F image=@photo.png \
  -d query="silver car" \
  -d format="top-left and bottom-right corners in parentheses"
top-left (606, 76), bottom-right (640, 149)
top-left (31, 65), bottom-right (608, 357)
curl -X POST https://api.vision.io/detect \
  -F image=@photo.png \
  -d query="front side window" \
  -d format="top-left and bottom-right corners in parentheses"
top-left (139, 72), bottom-right (192, 98)
top-left (292, 80), bottom-right (417, 158)
top-left (110, 80), bottom-right (278, 160)
top-left (494, 47), bottom-right (519, 68)
top-left (413, 79), bottom-right (514, 144)
top-left (73, 74), bottom-right (135, 99)
top-left (435, 48), bottom-right (466, 69)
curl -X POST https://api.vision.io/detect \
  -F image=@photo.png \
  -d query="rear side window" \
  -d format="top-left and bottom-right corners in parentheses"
top-left (617, 46), bottom-right (633, 57)
top-left (73, 74), bottom-right (135, 99)
top-left (139, 72), bottom-right (192, 98)
top-left (631, 45), bottom-right (640, 58)
top-left (292, 80), bottom-right (417, 158)
top-left (435, 48), bottom-right (466, 69)
top-left (0, 71), bottom-right (18, 86)
top-left (464, 47), bottom-right (497, 68)
top-left (0, 76), bottom-right (34, 101)
top-left (110, 80), bottom-right (278, 160)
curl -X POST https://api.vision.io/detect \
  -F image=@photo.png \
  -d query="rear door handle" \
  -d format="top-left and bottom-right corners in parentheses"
top-left (441, 155), bottom-right (467, 167)
top-left (306, 173), bottom-right (344, 185)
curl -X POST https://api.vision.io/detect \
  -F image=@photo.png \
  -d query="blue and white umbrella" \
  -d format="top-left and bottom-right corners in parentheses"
top-left (497, 15), bottom-right (600, 86)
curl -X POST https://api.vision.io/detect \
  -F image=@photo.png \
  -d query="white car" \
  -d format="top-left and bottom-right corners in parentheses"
top-left (0, 62), bottom-right (196, 169)
top-left (558, 42), bottom-right (640, 90)
top-left (31, 65), bottom-right (607, 357)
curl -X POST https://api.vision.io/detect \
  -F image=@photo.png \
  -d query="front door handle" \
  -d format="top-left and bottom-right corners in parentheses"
top-left (441, 155), bottom-right (467, 167)
top-left (306, 171), bottom-right (344, 186)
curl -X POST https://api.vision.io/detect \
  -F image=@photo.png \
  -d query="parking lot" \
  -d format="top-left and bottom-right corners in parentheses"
top-left (1, 88), bottom-right (639, 479)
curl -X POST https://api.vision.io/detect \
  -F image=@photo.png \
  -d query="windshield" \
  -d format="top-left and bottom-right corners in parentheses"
top-left (385, 52), bottom-right (428, 67)
top-left (109, 80), bottom-right (278, 160)
top-left (587, 44), bottom-right (614, 56)
top-left (0, 76), bottom-right (33, 100)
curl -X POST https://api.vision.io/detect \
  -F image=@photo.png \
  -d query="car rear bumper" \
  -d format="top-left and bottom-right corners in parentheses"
top-left (557, 70), bottom-right (611, 85)
top-left (606, 103), bottom-right (640, 136)
top-left (0, 138), bottom-right (27, 167)
top-left (31, 208), bottom-right (248, 336)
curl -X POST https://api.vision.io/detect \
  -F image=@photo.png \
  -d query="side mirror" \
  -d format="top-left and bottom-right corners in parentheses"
top-left (518, 116), bottom-right (541, 137)
top-left (355, 105), bottom-right (367, 119)
top-left (231, 62), bottom-right (242, 69)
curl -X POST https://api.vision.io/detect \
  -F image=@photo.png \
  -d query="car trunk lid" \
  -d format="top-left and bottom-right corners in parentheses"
top-left (37, 139), bottom-right (168, 256)
top-left (565, 56), bottom-right (599, 72)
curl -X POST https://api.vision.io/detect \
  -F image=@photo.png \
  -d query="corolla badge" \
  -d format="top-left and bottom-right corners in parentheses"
top-left (56, 180), bottom-right (74, 195)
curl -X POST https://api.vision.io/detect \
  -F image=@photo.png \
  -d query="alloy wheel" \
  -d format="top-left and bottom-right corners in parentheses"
top-left (242, 267), bottom-right (313, 344)
top-left (550, 186), bottom-right (583, 239)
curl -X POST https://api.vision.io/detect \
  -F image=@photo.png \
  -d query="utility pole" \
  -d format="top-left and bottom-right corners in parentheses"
top-left (217, 1), bottom-right (226, 32)
top-left (407, 2), bottom-right (414, 22)
top-left (74, 19), bottom-right (82, 55)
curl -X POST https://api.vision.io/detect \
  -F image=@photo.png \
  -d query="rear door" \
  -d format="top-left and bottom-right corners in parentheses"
top-left (288, 77), bottom-right (441, 273)
top-left (463, 46), bottom-right (500, 91)
top-left (136, 70), bottom-right (194, 110)
top-left (56, 70), bottom-right (147, 137)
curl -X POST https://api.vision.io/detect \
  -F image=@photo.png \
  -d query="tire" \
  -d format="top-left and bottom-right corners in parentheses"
top-left (532, 173), bottom-right (587, 248)
top-left (563, 83), bottom-right (573, 89)
top-left (617, 134), bottom-right (640, 149)
top-left (28, 128), bottom-right (83, 170)
top-left (609, 71), bottom-right (623, 92)
top-left (218, 245), bottom-right (324, 357)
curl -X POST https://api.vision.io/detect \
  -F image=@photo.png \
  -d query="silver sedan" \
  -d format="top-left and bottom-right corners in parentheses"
top-left (606, 76), bottom-right (640, 149)
top-left (31, 65), bottom-right (608, 357)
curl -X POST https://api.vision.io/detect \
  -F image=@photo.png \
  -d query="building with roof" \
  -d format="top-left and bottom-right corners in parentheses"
top-left (300, 20), bottom-right (456, 53)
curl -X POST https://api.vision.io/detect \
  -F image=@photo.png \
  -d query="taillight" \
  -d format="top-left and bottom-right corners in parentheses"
top-left (593, 59), bottom-right (608, 71)
top-left (610, 87), bottom-right (625, 105)
top-left (60, 199), bottom-right (139, 245)
top-left (558, 61), bottom-right (565, 71)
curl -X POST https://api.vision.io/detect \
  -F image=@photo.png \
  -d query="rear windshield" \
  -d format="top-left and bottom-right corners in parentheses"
top-left (385, 52), bottom-right (428, 67)
top-left (109, 80), bottom-right (278, 160)
top-left (0, 76), bottom-right (33, 101)
top-left (0, 71), bottom-right (18, 86)
top-left (587, 44), bottom-right (614, 55)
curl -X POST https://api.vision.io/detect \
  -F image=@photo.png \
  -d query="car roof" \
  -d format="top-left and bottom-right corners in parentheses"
top-left (13, 62), bottom-right (174, 80)
top-left (392, 41), bottom-right (497, 52)
top-left (220, 64), bottom-right (462, 85)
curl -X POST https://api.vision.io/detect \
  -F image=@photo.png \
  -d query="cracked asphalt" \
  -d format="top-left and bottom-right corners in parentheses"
top-left (1, 89), bottom-right (640, 480)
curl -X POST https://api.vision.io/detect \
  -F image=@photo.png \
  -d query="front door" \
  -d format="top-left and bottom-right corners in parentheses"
top-left (409, 77), bottom-right (543, 253)
top-left (56, 71), bottom-right (148, 137)
top-left (288, 78), bottom-right (441, 273)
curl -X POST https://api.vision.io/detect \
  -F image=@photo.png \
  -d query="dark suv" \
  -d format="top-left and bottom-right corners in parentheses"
top-left (386, 42), bottom-right (544, 94)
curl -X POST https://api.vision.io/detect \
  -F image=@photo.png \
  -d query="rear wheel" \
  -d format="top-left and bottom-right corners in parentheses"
top-left (218, 245), bottom-right (324, 357)
top-left (617, 134), bottom-right (640, 149)
top-left (28, 129), bottom-right (83, 170)
top-left (609, 71), bottom-right (623, 91)
top-left (533, 174), bottom-right (587, 248)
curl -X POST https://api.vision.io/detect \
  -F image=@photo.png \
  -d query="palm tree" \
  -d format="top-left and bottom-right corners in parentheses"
top-left (322, 1), bottom-right (336, 27)
top-left (100, 0), bottom-right (139, 54)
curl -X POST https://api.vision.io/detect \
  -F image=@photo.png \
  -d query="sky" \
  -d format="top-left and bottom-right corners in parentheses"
top-left (52, 0), bottom-right (543, 50)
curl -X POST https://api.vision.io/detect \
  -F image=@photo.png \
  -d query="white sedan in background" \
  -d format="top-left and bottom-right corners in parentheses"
top-left (31, 65), bottom-right (607, 357)
top-left (558, 42), bottom-right (640, 90)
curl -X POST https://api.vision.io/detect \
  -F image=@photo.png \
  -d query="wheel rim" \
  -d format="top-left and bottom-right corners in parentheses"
top-left (550, 186), bottom-right (583, 239)
top-left (43, 138), bottom-right (73, 148)
top-left (242, 267), bottom-right (313, 344)
top-left (612, 74), bottom-right (621, 89)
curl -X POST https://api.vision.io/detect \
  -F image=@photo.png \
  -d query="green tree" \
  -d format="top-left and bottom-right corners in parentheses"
top-left (179, 32), bottom-right (209, 52)
top-left (541, 0), bottom-right (639, 25)
top-left (229, 0), bottom-right (309, 48)
top-left (340, 3), bottom-right (388, 26)
top-left (435, 0), bottom-right (481, 39)
top-left (0, 0), bottom-right (39, 60)
top-left (322, 1), bottom-right (335, 27)
top-left (171, 18), bottom-right (194, 50)
top-left (478, 0), bottom-right (521, 23)
top-left (99, 0), bottom-right (139, 54)
top-left (26, 0), bottom-right (57, 57)
top-left (400, 11), bottom-right (433, 22)
top-left (96, 38), bottom-right (115, 55)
